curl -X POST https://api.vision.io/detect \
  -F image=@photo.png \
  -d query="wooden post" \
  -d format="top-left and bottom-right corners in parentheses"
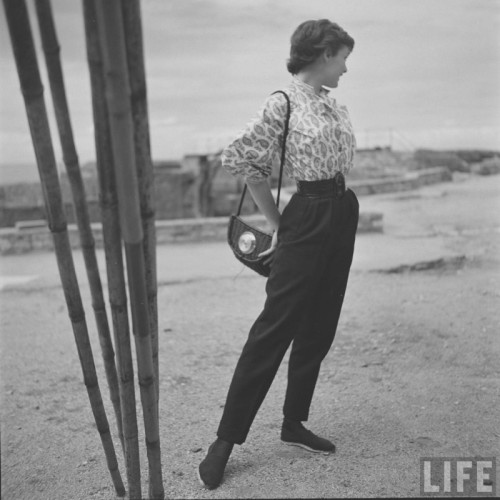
top-left (82, 0), bottom-right (142, 497)
top-left (93, 0), bottom-right (164, 498)
top-left (2, 0), bottom-right (125, 495)
top-left (121, 0), bottom-right (159, 409)
top-left (34, 0), bottom-right (124, 451)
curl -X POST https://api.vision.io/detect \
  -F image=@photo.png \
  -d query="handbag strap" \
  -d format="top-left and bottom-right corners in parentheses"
top-left (236, 90), bottom-right (291, 216)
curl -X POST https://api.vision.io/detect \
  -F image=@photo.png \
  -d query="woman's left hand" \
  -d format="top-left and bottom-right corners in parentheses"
top-left (258, 230), bottom-right (278, 266)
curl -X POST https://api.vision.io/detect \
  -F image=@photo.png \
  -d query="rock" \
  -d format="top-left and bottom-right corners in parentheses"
top-left (414, 149), bottom-right (469, 172)
top-left (471, 157), bottom-right (500, 176)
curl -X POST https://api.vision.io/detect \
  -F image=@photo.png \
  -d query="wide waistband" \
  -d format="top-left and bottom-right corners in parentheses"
top-left (296, 172), bottom-right (346, 198)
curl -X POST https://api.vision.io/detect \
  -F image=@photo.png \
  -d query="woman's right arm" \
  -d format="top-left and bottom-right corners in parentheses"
top-left (246, 180), bottom-right (280, 261)
top-left (221, 93), bottom-right (288, 259)
top-left (221, 92), bottom-right (288, 226)
top-left (246, 180), bottom-right (280, 232)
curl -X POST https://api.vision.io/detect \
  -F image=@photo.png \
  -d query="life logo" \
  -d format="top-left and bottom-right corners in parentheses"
top-left (420, 457), bottom-right (496, 497)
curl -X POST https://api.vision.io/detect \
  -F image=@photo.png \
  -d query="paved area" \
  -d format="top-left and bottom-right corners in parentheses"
top-left (1, 173), bottom-right (499, 499)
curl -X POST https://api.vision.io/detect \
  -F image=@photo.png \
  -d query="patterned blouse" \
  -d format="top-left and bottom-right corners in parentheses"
top-left (221, 77), bottom-right (356, 183)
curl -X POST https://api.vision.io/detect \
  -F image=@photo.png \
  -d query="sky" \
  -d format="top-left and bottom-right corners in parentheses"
top-left (0, 0), bottom-right (499, 176)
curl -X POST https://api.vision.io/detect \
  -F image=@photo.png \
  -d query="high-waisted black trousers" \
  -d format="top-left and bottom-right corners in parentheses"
top-left (217, 186), bottom-right (359, 445)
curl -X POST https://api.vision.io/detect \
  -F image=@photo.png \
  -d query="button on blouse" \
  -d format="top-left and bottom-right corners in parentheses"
top-left (221, 77), bottom-right (356, 183)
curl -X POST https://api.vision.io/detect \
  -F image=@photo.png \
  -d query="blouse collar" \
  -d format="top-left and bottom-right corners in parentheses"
top-left (291, 76), bottom-right (330, 98)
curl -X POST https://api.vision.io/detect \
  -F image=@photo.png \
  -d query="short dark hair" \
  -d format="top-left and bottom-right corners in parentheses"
top-left (287, 19), bottom-right (355, 75)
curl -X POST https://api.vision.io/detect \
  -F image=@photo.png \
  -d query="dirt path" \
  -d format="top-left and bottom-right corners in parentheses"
top-left (1, 174), bottom-right (499, 499)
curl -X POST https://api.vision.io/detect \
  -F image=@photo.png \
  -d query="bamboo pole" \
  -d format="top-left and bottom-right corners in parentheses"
top-left (34, 0), bottom-right (124, 452)
top-left (2, 0), bottom-right (125, 496)
top-left (93, 1), bottom-right (164, 498)
top-left (121, 0), bottom-right (159, 412)
top-left (82, 0), bottom-right (142, 497)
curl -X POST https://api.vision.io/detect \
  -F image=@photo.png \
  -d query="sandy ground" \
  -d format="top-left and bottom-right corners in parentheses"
top-left (1, 173), bottom-right (499, 499)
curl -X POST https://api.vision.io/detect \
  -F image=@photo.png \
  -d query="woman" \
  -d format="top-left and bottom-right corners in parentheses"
top-left (198, 18), bottom-right (358, 490)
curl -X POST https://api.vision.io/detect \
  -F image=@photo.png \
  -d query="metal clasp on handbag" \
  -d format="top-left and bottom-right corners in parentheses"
top-left (238, 231), bottom-right (257, 254)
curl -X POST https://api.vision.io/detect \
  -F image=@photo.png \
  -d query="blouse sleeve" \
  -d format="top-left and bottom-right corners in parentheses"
top-left (221, 93), bottom-right (287, 183)
top-left (338, 104), bottom-right (357, 173)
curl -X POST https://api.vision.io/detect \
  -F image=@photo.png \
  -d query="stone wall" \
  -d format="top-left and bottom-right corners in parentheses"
top-left (0, 183), bottom-right (46, 227)
top-left (0, 163), bottom-right (197, 227)
top-left (152, 165), bottom-right (197, 219)
top-left (350, 148), bottom-right (419, 179)
top-left (349, 167), bottom-right (452, 196)
top-left (2, 148), bottom-right (498, 228)
top-left (414, 149), bottom-right (500, 173)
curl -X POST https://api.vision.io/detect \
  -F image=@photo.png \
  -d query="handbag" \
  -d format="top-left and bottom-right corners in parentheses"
top-left (227, 90), bottom-right (291, 277)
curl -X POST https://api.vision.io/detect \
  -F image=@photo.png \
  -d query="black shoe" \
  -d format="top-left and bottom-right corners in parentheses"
top-left (281, 420), bottom-right (336, 455)
top-left (197, 439), bottom-right (233, 490)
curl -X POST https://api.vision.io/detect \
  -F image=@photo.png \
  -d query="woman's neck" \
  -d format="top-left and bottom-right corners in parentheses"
top-left (295, 72), bottom-right (323, 95)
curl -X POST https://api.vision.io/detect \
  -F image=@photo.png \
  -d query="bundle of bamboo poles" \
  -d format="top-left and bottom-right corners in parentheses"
top-left (3, 0), bottom-right (163, 498)
top-left (2, 0), bottom-right (125, 495)
top-left (34, 0), bottom-right (125, 453)
top-left (81, 0), bottom-right (142, 496)
top-left (121, 0), bottom-right (160, 412)
top-left (92, 1), bottom-right (164, 497)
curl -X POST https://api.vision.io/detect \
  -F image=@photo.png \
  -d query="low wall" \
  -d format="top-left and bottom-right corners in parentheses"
top-left (348, 167), bottom-right (452, 196)
top-left (0, 166), bottom-right (197, 227)
top-left (0, 211), bottom-right (383, 255)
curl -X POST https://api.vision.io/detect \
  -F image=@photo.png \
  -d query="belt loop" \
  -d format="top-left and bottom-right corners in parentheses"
top-left (333, 172), bottom-right (346, 198)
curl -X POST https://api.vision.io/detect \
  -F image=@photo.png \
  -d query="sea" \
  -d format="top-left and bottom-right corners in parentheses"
top-left (0, 163), bottom-right (49, 186)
